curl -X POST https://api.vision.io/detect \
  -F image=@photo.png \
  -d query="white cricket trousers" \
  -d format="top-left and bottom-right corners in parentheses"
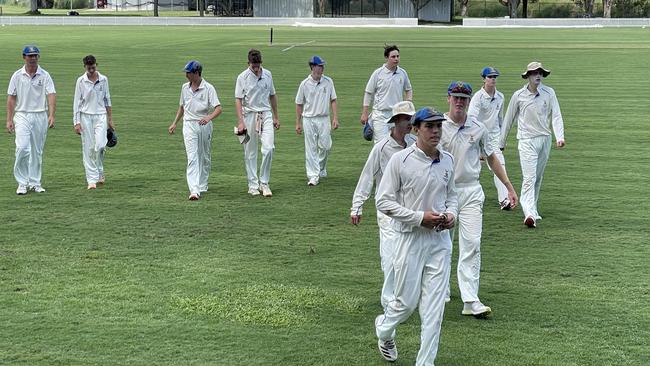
top-left (448, 183), bottom-right (485, 303)
top-left (486, 129), bottom-right (509, 204)
top-left (518, 135), bottom-right (551, 220)
top-left (183, 120), bottom-right (213, 195)
top-left (79, 113), bottom-right (108, 184)
top-left (370, 109), bottom-right (392, 144)
top-left (302, 116), bottom-right (331, 180)
top-left (243, 111), bottom-right (274, 189)
top-left (377, 210), bottom-right (396, 308)
top-left (13, 111), bottom-right (48, 187)
top-left (376, 228), bottom-right (451, 366)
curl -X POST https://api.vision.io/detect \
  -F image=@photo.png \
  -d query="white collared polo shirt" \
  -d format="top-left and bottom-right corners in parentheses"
top-left (73, 71), bottom-right (111, 124)
top-left (441, 114), bottom-right (494, 186)
top-left (235, 67), bottom-right (276, 113)
top-left (467, 87), bottom-right (504, 133)
top-left (365, 65), bottom-right (412, 111)
top-left (295, 75), bottom-right (337, 118)
top-left (7, 66), bottom-right (56, 113)
top-left (180, 79), bottom-right (220, 122)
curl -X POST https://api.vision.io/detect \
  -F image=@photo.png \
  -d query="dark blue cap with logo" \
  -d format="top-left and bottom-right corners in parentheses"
top-left (308, 55), bottom-right (326, 66)
top-left (183, 60), bottom-right (202, 73)
top-left (363, 122), bottom-right (374, 141)
top-left (447, 81), bottom-right (473, 98)
top-left (481, 66), bottom-right (499, 78)
top-left (22, 45), bottom-right (40, 56)
top-left (410, 107), bottom-right (445, 126)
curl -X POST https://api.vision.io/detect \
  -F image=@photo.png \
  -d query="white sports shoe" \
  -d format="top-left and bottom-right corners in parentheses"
top-left (248, 187), bottom-right (261, 196)
top-left (307, 177), bottom-right (319, 186)
top-left (16, 185), bottom-right (28, 195)
top-left (462, 301), bottom-right (492, 317)
top-left (98, 175), bottom-right (105, 184)
top-left (319, 169), bottom-right (327, 178)
top-left (31, 185), bottom-right (46, 193)
top-left (87, 183), bottom-right (97, 190)
top-left (260, 183), bottom-right (272, 197)
top-left (189, 193), bottom-right (200, 201)
top-left (377, 339), bottom-right (398, 362)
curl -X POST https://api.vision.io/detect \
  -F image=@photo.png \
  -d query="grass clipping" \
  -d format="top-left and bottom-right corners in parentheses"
top-left (174, 284), bottom-right (363, 327)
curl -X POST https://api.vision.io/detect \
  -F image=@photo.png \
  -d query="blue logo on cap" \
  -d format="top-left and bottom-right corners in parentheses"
top-left (447, 81), bottom-right (473, 97)
top-left (22, 45), bottom-right (40, 56)
top-left (309, 55), bottom-right (326, 66)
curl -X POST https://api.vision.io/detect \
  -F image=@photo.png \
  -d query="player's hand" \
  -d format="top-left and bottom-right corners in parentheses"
top-left (48, 116), bottom-right (55, 129)
top-left (74, 123), bottom-right (82, 135)
top-left (295, 122), bottom-right (302, 135)
top-left (273, 118), bottom-right (280, 130)
top-left (237, 121), bottom-right (246, 135)
top-left (507, 189), bottom-right (519, 209)
top-left (198, 116), bottom-right (209, 125)
top-left (332, 118), bottom-right (339, 130)
top-left (168, 122), bottom-right (177, 135)
top-left (556, 139), bottom-right (565, 148)
top-left (6, 120), bottom-right (14, 134)
top-left (108, 119), bottom-right (115, 130)
top-left (439, 213), bottom-right (455, 230)
top-left (360, 112), bottom-right (368, 125)
top-left (351, 215), bottom-right (362, 225)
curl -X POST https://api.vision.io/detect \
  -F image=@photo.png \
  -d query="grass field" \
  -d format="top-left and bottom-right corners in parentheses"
top-left (1, 26), bottom-right (649, 365)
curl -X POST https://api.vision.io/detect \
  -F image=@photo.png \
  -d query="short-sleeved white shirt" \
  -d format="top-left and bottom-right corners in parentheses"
top-left (467, 87), bottom-right (504, 133)
top-left (179, 79), bottom-right (220, 122)
top-left (295, 75), bottom-right (337, 118)
top-left (441, 114), bottom-right (493, 186)
top-left (73, 71), bottom-right (111, 124)
top-left (7, 66), bottom-right (56, 113)
top-left (235, 67), bottom-right (276, 113)
top-left (365, 65), bottom-right (412, 111)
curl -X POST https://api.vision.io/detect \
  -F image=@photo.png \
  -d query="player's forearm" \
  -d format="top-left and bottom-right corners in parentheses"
top-left (7, 96), bottom-right (16, 123)
top-left (487, 154), bottom-right (514, 191)
top-left (270, 95), bottom-right (279, 118)
top-left (47, 94), bottom-right (56, 119)
top-left (235, 98), bottom-right (244, 122)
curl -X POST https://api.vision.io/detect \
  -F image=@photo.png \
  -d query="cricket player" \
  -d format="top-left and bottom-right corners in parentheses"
top-left (6, 45), bottom-right (56, 195)
top-left (360, 45), bottom-right (412, 144)
top-left (441, 81), bottom-right (518, 317)
top-left (374, 107), bottom-right (457, 365)
top-left (501, 62), bottom-right (565, 228)
top-left (350, 101), bottom-right (417, 308)
top-left (73, 55), bottom-right (114, 190)
top-left (236, 49), bottom-right (280, 197)
top-left (169, 60), bottom-right (222, 201)
top-left (467, 66), bottom-right (511, 210)
top-left (295, 55), bottom-right (339, 186)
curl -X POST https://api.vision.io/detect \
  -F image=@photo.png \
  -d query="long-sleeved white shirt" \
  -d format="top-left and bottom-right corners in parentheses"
top-left (375, 144), bottom-right (458, 233)
top-left (350, 133), bottom-right (417, 216)
top-left (441, 114), bottom-right (493, 186)
top-left (235, 67), bottom-right (275, 113)
top-left (295, 74), bottom-right (337, 118)
top-left (7, 66), bottom-right (56, 113)
top-left (500, 83), bottom-right (565, 148)
top-left (73, 72), bottom-right (111, 124)
top-left (364, 65), bottom-right (412, 111)
top-left (467, 87), bottom-right (504, 133)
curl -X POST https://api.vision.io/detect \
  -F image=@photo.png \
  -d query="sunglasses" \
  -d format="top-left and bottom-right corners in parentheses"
top-left (486, 75), bottom-right (498, 79)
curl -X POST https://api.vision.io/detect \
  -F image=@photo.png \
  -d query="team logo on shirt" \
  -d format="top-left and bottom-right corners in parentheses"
top-left (443, 169), bottom-right (450, 183)
top-left (469, 135), bottom-right (475, 144)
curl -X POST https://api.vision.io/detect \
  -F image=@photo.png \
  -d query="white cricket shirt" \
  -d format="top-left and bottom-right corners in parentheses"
top-left (295, 75), bottom-right (337, 118)
top-left (467, 87), bottom-right (504, 133)
top-left (180, 79), bottom-right (220, 122)
top-left (235, 67), bottom-right (276, 113)
top-left (351, 133), bottom-right (417, 216)
top-left (376, 144), bottom-right (458, 232)
top-left (364, 65), bottom-right (412, 111)
top-left (441, 114), bottom-right (494, 186)
top-left (73, 72), bottom-right (111, 124)
top-left (7, 66), bottom-right (56, 113)
top-left (501, 83), bottom-right (565, 147)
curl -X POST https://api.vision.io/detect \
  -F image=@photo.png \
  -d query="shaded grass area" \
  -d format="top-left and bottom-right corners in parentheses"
top-left (0, 26), bottom-right (649, 365)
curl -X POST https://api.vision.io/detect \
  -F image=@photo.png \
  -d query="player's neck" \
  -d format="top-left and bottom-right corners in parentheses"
top-left (391, 130), bottom-right (406, 147)
top-left (527, 83), bottom-right (539, 94)
top-left (484, 85), bottom-right (496, 96)
top-left (384, 63), bottom-right (397, 72)
top-left (448, 111), bottom-right (466, 126)
top-left (417, 140), bottom-right (440, 160)
top-left (25, 64), bottom-right (38, 75)
top-left (191, 78), bottom-right (202, 91)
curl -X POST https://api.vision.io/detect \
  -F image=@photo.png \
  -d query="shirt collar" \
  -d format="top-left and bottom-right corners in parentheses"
top-left (412, 143), bottom-right (443, 164)
top-left (383, 64), bottom-right (399, 74)
top-left (82, 71), bottom-right (103, 83)
top-left (444, 113), bottom-right (470, 129)
top-left (248, 67), bottom-right (264, 80)
top-left (21, 65), bottom-right (43, 77)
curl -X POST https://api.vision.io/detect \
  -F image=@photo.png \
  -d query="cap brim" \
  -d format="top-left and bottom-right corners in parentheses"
top-left (23, 52), bottom-right (39, 56)
top-left (449, 93), bottom-right (471, 98)
top-left (388, 113), bottom-right (415, 123)
top-left (522, 68), bottom-right (550, 78)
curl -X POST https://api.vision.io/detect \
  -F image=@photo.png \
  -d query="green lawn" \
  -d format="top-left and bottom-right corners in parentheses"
top-left (0, 26), bottom-right (648, 365)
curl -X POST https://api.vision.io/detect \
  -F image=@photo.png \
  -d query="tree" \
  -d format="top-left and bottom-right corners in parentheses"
top-left (30, 0), bottom-right (39, 13)
top-left (154, 0), bottom-right (159, 16)
top-left (603, 0), bottom-right (612, 17)
top-left (409, 0), bottom-right (434, 16)
top-left (457, 0), bottom-right (469, 16)
top-left (318, 0), bottom-right (327, 17)
top-left (575, 0), bottom-right (595, 16)
top-left (499, 0), bottom-right (520, 17)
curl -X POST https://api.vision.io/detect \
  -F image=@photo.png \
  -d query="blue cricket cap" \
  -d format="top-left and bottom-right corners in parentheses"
top-left (481, 66), bottom-right (500, 78)
top-left (22, 45), bottom-right (40, 56)
top-left (183, 60), bottom-right (202, 73)
top-left (447, 81), bottom-right (473, 98)
top-left (410, 107), bottom-right (445, 126)
top-left (309, 55), bottom-right (326, 66)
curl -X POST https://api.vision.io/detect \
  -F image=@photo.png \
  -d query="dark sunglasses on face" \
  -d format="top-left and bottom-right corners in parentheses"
top-left (486, 75), bottom-right (498, 79)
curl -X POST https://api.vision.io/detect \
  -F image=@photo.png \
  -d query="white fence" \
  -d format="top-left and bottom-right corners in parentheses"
top-left (464, 17), bottom-right (650, 27)
top-left (0, 16), bottom-right (417, 26)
